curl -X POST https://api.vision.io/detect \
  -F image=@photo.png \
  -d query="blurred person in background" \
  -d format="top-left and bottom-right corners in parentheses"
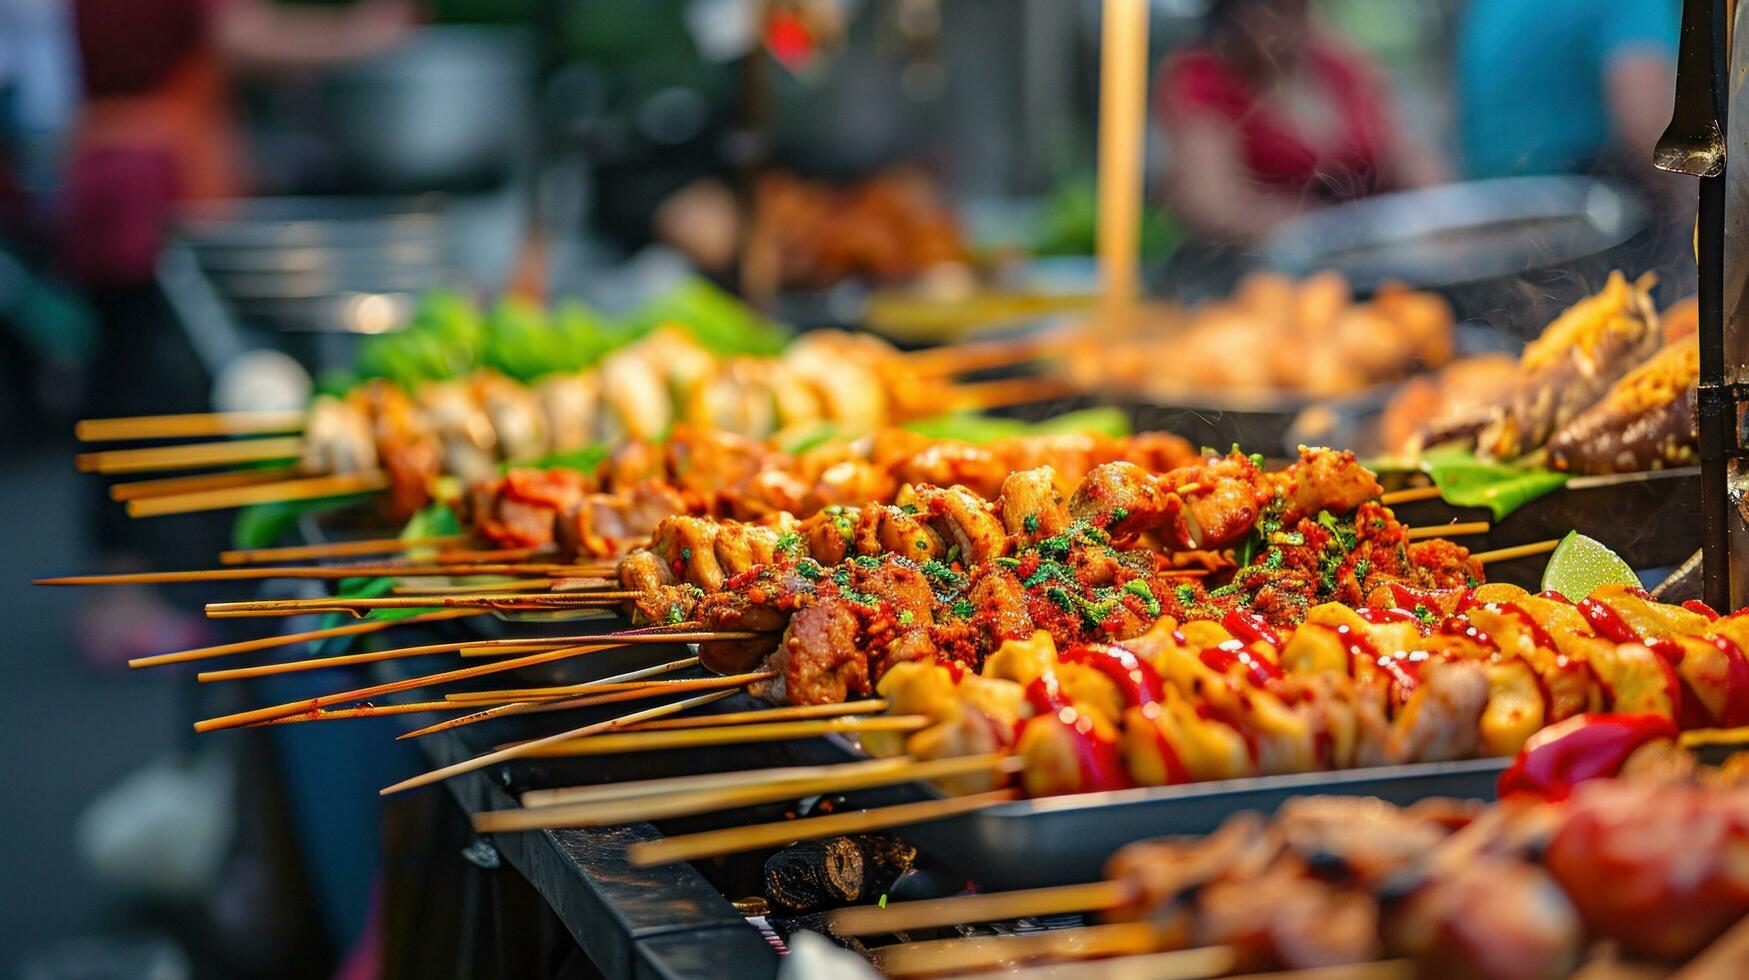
top-left (62, 0), bottom-right (416, 662)
top-left (1153, 0), bottom-right (1445, 246)
top-left (1457, 0), bottom-right (1681, 211)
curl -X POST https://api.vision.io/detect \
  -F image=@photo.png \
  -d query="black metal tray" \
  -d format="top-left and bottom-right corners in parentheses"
top-left (883, 758), bottom-right (1508, 891)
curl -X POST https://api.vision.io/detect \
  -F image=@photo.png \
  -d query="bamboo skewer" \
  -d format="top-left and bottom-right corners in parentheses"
top-left (622, 698), bottom-right (887, 732)
top-left (379, 690), bottom-right (745, 796)
top-left (109, 466), bottom-right (303, 502)
top-left (128, 472), bottom-right (388, 517)
top-left (827, 880), bottom-right (1135, 937)
top-left (988, 947), bottom-right (1288, 980)
top-left (397, 671), bottom-right (775, 739)
top-left (902, 328), bottom-right (1074, 378)
top-left (868, 925), bottom-right (1215, 979)
top-left (517, 715), bottom-right (932, 758)
top-left (1094, 0), bottom-right (1149, 344)
top-left (519, 755), bottom-right (911, 808)
top-left (219, 534), bottom-right (470, 565)
top-left (194, 639), bottom-right (637, 731)
top-left (393, 578), bottom-right (551, 596)
top-left (1404, 521), bottom-right (1489, 541)
top-left (1380, 485), bottom-right (1444, 506)
top-left (625, 788), bottom-right (1018, 865)
top-left (130, 608), bottom-right (480, 669)
top-left (204, 591), bottom-right (640, 618)
top-left (949, 376), bottom-right (1082, 412)
top-left (252, 699), bottom-right (477, 726)
top-left (195, 626), bottom-right (728, 683)
top-left (76, 436), bottom-right (305, 474)
top-left (476, 753), bottom-right (1022, 832)
top-left (250, 658), bottom-right (704, 728)
top-left (204, 590), bottom-right (640, 618)
top-left (77, 410), bottom-right (307, 442)
top-left (1473, 539), bottom-right (1561, 565)
top-left (38, 562), bottom-right (596, 587)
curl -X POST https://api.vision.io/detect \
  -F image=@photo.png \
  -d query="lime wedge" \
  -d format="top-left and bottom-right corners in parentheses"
top-left (1539, 531), bottom-right (1640, 601)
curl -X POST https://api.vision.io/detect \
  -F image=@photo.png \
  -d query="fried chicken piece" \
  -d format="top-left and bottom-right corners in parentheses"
top-left (998, 467), bottom-right (1069, 542)
top-left (1069, 461), bottom-right (1171, 540)
top-left (648, 515), bottom-right (726, 593)
top-left (1273, 447), bottom-right (1382, 524)
top-left (894, 442), bottom-right (1009, 500)
top-left (912, 484), bottom-right (1009, 564)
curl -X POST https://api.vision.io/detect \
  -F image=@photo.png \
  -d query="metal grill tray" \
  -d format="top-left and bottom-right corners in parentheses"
top-left (880, 757), bottom-right (1509, 891)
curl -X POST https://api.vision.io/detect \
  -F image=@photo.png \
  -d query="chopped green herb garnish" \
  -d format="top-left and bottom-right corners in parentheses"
top-left (1121, 579), bottom-right (1161, 616)
top-left (796, 561), bottom-right (823, 580)
top-left (1411, 603), bottom-right (1437, 626)
top-left (1022, 513), bottom-right (1040, 534)
top-left (897, 609), bottom-right (915, 627)
top-left (774, 532), bottom-right (803, 557)
top-left (951, 598), bottom-right (976, 619)
top-left (1109, 507), bottom-right (1129, 525)
top-left (1175, 584), bottom-right (1198, 605)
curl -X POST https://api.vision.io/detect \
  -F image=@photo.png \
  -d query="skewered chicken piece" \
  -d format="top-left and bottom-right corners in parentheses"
top-left (457, 426), bottom-right (1198, 555)
top-left (149, 326), bottom-right (975, 519)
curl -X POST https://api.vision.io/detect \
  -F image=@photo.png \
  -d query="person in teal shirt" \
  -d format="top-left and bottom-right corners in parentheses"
top-left (1458, 0), bottom-right (1679, 189)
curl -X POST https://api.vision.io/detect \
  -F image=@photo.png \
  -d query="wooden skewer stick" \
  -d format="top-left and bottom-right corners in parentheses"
top-left (77, 436), bottom-right (305, 474)
top-left (477, 753), bottom-right (1022, 833)
top-left (901, 328), bottom-right (1075, 378)
top-left (1472, 539), bottom-right (1560, 565)
top-left (827, 879), bottom-right (1134, 937)
top-left (194, 639), bottom-right (637, 731)
top-left (624, 698), bottom-right (887, 732)
top-left (128, 472), bottom-right (388, 518)
top-left (442, 660), bottom-right (768, 703)
top-left (379, 690), bottom-right (745, 796)
top-left (77, 410), bottom-right (306, 442)
top-left (251, 658), bottom-right (703, 728)
top-left (195, 628), bottom-right (734, 683)
top-left (868, 925), bottom-right (1212, 979)
top-left (517, 714), bottom-right (932, 759)
top-left (203, 590), bottom-right (639, 618)
top-left (39, 562), bottom-right (591, 587)
top-left (131, 608), bottom-right (480, 669)
top-left (949, 376), bottom-right (1081, 412)
top-left (1380, 485), bottom-right (1443, 506)
top-left (991, 946), bottom-right (1279, 980)
top-left (110, 466), bottom-right (302, 502)
top-left (251, 699), bottom-right (473, 726)
top-left (397, 671), bottom-right (774, 739)
top-left (626, 788), bottom-right (1017, 866)
top-left (1094, 0), bottom-right (1149, 345)
top-left (219, 534), bottom-right (470, 565)
top-left (519, 754), bottom-right (907, 809)
top-left (392, 578), bottom-right (552, 596)
top-left (1404, 521), bottom-right (1490, 541)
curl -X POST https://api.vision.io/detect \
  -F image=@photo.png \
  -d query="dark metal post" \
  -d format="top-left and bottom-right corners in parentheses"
top-left (1660, 0), bottom-right (1732, 609)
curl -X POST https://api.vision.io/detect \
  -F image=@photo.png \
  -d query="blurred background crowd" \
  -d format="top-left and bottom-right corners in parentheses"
top-left (0, 0), bottom-right (1686, 977)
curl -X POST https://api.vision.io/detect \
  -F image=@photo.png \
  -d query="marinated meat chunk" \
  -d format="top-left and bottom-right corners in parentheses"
top-left (1069, 461), bottom-right (1170, 540)
top-left (913, 484), bottom-right (1009, 564)
top-left (772, 600), bottom-right (869, 705)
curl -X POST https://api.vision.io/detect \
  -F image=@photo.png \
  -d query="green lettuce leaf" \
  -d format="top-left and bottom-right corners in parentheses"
top-left (1403, 446), bottom-right (1570, 521)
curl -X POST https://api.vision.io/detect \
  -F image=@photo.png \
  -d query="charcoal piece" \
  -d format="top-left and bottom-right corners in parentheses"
top-left (764, 837), bottom-right (864, 913)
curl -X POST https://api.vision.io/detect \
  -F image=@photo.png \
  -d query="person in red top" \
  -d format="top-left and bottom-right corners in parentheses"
top-left (1155, 0), bottom-right (1444, 244)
